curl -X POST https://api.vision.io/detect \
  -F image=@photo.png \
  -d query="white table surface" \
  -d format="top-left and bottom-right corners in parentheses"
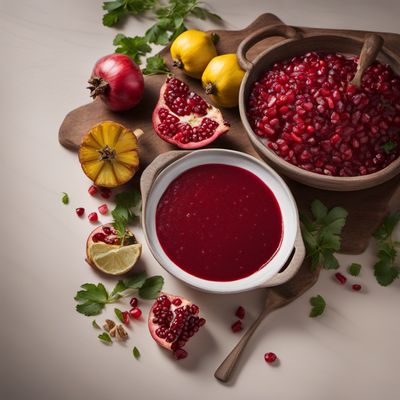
top-left (1, 1), bottom-right (399, 399)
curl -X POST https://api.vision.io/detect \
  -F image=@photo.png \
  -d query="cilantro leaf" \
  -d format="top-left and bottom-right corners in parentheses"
top-left (113, 34), bottom-right (151, 65)
top-left (92, 320), bottom-right (101, 329)
top-left (300, 200), bottom-right (348, 270)
top-left (348, 263), bottom-right (361, 276)
top-left (133, 346), bottom-right (141, 359)
top-left (309, 295), bottom-right (326, 318)
top-left (62, 192), bottom-right (69, 205)
top-left (98, 332), bottom-right (112, 344)
top-left (139, 276), bottom-right (164, 299)
top-left (143, 55), bottom-right (170, 75)
top-left (115, 308), bottom-right (124, 323)
top-left (103, 9), bottom-right (124, 27)
top-left (382, 140), bottom-right (397, 154)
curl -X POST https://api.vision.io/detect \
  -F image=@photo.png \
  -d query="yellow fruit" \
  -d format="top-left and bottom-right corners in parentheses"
top-left (202, 54), bottom-right (245, 108)
top-left (170, 30), bottom-right (218, 79)
top-left (79, 121), bottom-right (141, 188)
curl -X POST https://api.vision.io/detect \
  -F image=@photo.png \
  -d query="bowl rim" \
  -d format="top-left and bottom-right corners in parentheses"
top-left (239, 34), bottom-right (400, 191)
top-left (142, 149), bottom-right (300, 294)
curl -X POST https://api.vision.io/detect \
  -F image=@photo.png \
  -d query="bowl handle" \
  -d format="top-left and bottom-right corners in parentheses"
top-left (237, 24), bottom-right (302, 71)
top-left (261, 223), bottom-right (305, 287)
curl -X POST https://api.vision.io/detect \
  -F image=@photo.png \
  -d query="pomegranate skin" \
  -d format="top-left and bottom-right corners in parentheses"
top-left (91, 54), bottom-right (144, 111)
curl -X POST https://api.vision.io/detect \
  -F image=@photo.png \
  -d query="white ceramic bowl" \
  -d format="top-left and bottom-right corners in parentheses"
top-left (141, 149), bottom-right (305, 294)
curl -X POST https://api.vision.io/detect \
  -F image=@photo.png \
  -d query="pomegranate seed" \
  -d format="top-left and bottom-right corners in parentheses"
top-left (92, 232), bottom-right (106, 242)
top-left (88, 185), bottom-right (97, 196)
top-left (75, 207), bottom-right (84, 217)
top-left (335, 272), bottom-right (347, 285)
top-left (235, 306), bottom-right (245, 319)
top-left (352, 284), bottom-right (362, 291)
top-left (98, 204), bottom-right (108, 215)
top-left (172, 298), bottom-right (182, 306)
top-left (122, 311), bottom-right (130, 325)
top-left (264, 352), bottom-right (277, 363)
top-left (174, 348), bottom-right (188, 360)
top-left (129, 307), bottom-right (142, 319)
top-left (88, 212), bottom-right (98, 222)
top-left (100, 188), bottom-right (111, 199)
top-left (102, 226), bottom-right (112, 235)
top-left (130, 297), bottom-right (138, 308)
top-left (231, 320), bottom-right (243, 333)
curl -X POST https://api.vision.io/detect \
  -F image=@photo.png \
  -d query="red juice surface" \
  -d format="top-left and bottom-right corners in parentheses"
top-left (155, 164), bottom-right (283, 281)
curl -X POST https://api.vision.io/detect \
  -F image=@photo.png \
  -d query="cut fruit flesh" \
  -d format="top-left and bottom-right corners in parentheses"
top-left (89, 242), bottom-right (142, 275)
top-left (79, 121), bottom-right (140, 188)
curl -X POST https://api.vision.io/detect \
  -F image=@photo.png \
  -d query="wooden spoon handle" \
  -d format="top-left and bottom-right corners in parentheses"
top-left (351, 33), bottom-right (384, 87)
top-left (214, 308), bottom-right (270, 382)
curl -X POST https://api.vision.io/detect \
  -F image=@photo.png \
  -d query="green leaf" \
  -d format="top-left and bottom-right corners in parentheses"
top-left (115, 308), bottom-right (124, 323)
top-left (115, 190), bottom-right (141, 210)
top-left (319, 231), bottom-right (341, 251)
top-left (321, 251), bottom-right (340, 270)
top-left (123, 272), bottom-right (148, 289)
top-left (311, 199), bottom-right (328, 221)
top-left (103, 9), bottom-right (123, 27)
top-left (75, 283), bottom-right (109, 304)
top-left (109, 280), bottom-right (127, 298)
top-left (309, 295), bottom-right (326, 318)
top-left (374, 212), bottom-right (400, 240)
top-left (145, 24), bottom-right (170, 45)
top-left (113, 34), bottom-right (151, 64)
top-left (98, 332), bottom-right (112, 344)
top-left (382, 140), bottom-right (397, 154)
top-left (324, 207), bottom-right (348, 225)
top-left (139, 276), bottom-right (164, 299)
top-left (132, 346), bottom-right (141, 359)
top-left (348, 263), bottom-right (361, 276)
top-left (62, 192), bottom-right (69, 205)
top-left (190, 6), bottom-right (223, 21)
top-left (143, 55), bottom-right (170, 75)
top-left (92, 320), bottom-right (101, 329)
top-left (374, 260), bottom-right (399, 286)
top-left (102, 1), bottom-right (124, 12)
top-left (76, 301), bottom-right (105, 316)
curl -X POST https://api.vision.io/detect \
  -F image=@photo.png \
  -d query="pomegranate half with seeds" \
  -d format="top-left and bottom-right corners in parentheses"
top-left (152, 76), bottom-right (230, 149)
top-left (148, 293), bottom-right (206, 359)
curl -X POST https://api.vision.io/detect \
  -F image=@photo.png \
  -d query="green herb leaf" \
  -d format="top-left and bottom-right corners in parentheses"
top-left (143, 55), bottom-right (170, 75)
top-left (123, 272), bottom-right (148, 289)
top-left (382, 140), bottom-right (397, 154)
top-left (139, 276), bottom-right (164, 299)
top-left (103, 8), bottom-right (124, 27)
top-left (113, 34), bottom-right (151, 64)
top-left (102, 0), bottom-right (156, 27)
top-left (300, 200), bottom-right (348, 270)
top-left (348, 263), bottom-right (362, 276)
top-left (75, 283), bottom-right (109, 304)
top-left (309, 295), bottom-right (326, 318)
top-left (98, 332), bottom-right (112, 344)
top-left (76, 302), bottom-right (105, 316)
top-left (92, 320), bottom-right (101, 329)
top-left (62, 192), bottom-right (69, 205)
top-left (115, 308), bottom-right (124, 323)
top-left (132, 346), bottom-right (141, 359)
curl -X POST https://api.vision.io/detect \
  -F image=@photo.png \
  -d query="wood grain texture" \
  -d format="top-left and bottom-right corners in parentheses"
top-left (58, 13), bottom-right (400, 254)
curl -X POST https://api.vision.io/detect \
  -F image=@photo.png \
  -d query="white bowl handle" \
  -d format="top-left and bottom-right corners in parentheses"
top-left (261, 223), bottom-right (305, 287)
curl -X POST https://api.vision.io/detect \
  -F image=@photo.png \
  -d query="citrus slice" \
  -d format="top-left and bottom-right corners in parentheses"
top-left (89, 242), bottom-right (142, 275)
top-left (79, 121), bottom-right (142, 188)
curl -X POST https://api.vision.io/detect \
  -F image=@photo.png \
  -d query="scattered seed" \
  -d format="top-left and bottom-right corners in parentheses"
top-left (334, 272), bottom-right (347, 285)
top-left (76, 207), bottom-right (85, 217)
top-left (235, 306), bottom-right (245, 319)
top-left (264, 352), bottom-right (277, 363)
top-left (231, 320), bottom-right (243, 333)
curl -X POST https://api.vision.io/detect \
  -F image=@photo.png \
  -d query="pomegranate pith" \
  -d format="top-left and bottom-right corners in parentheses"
top-left (152, 76), bottom-right (230, 149)
top-left (148, 293), bottom-right (205, 359)
top-left (247, 52), bottom-right (400, 176)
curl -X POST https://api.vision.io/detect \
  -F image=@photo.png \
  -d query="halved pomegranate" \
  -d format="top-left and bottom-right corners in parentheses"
top-left (152, 76), bottom-right (230, 149)
top-left (148, 293), bottom-right (206, 359)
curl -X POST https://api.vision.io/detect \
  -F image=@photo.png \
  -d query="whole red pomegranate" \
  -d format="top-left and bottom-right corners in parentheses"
top-left (88, 53), bottom-right (144, 111)
top-left (152, 76), bottom-right (230, 149)
top-left (148, 293), bottom-right (206, 360)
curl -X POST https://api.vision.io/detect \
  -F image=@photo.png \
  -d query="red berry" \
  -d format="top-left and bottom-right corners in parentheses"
top-left (352, 284), bottom-right (362, 291)
top-left (264, 352), bottom-right (277, 363)
top-left (231, 320), bottom-right (243, 333)
top-left (335, 272), bottom-right (347, 285)
top-left (98, 204), bottom-right (108, 215)
top-left (88, 212), bottom-right (98, 222)
top-left (75, 207), bottom-right (85, 217)
top-left (129, 297), bottom-right (138, 308)
top-left (100, 188), bottom-right (111, 199)
top-left (129, 307), bottom-right (142, 319)
top-left (173, 348), bottom-right (188, 360)
top-left (88, 185), bottom-right (97, 196)
top-left (235, 306), bottom-right (245, 319)
top-left (122, 311), bottom-right (130, 325)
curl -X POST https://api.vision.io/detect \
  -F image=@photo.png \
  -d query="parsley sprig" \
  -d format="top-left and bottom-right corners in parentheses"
top-left (74, 273), bottom-right (164, 316)
top-left (309, 294), bottom-right (326, 318)
top-left (300, 200), bottom-right (348, 270)
top-left (102, 0), bottom-right (223, 75)
top-left (373, 212), bottom-right (400, 286)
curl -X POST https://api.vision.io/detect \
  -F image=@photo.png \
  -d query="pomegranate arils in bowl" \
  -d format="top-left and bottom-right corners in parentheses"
top-left (152, 76), bottom-right (230, 149)
top-left (148, 293), bottom-right (205, 359)
top-left (247, 52), bottom-right (400, 177)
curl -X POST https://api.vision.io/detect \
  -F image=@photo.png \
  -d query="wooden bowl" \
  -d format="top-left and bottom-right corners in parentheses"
top-left (237, 24), bottom-right (400, 191)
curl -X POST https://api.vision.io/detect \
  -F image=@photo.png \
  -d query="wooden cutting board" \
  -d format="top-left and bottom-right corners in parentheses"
top-left (59, 13), bottom-right (400, 255)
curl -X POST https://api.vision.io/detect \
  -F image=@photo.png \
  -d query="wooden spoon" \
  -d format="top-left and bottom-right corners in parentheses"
top-left (214, 260), bottom-right (319, 383)
top-left (350, 33), bottom-right (384, 88)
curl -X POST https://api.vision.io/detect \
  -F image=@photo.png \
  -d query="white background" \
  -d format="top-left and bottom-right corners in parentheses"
top-left (1, 1), bottom-right (399, 399)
